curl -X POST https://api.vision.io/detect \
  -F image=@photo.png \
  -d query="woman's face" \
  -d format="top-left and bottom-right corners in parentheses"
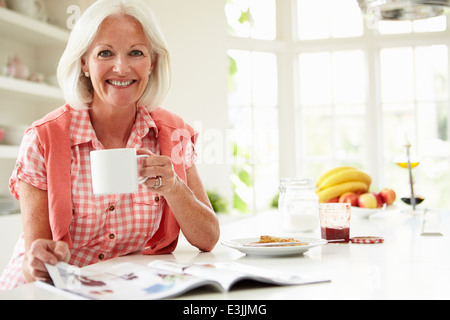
top-left (82, 14), bottom-right (153, 109)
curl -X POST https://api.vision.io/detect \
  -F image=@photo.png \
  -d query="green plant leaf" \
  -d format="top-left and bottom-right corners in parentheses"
top-left (207, 190), bottom-right (229, 214)
top-left (233, 192), bottom-right (249, 213)
top-left (238, 9), bottom-right (254, 26)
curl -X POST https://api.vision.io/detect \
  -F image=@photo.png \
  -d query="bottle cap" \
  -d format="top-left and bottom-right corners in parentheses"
top-left (350, 236), bottom-right (384, 244)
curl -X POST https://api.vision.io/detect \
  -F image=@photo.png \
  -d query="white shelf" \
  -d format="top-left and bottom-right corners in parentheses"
top-left (0, 75), bottom-right (64, 102)
top-left (0, 7), bottom-right (69, 46)
top-left (0, 5), bottom-right (68, 165)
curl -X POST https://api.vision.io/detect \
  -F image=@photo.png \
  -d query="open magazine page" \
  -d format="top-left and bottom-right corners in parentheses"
top-left (148, 260), bottom-right (327, 291)
top-left (43, 260), bottom-right (330, 300)
top-left (44, 261), bottom-right (221, 300)
top-left (148, 261), bottom-right (239, 292)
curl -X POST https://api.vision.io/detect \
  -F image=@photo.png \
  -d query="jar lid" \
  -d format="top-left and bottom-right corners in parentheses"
top-left (280, 178), bottom-right (314, 190)
top-left (350, 236), bottom-right (384, 244)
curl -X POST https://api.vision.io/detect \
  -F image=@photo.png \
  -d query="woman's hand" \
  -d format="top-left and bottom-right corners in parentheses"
top-left (137, 148), bottom-right (180, 195)
top-left (23, 239), bottom-right (70, 283)
top-left (136, 148), bottom-right (219, 252)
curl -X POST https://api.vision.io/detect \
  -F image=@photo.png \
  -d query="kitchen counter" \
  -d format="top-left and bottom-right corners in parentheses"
top-left (1, 208), bottom-right (450, 300)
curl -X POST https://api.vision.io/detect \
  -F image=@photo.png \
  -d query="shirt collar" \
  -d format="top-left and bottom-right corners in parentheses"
top-left (135, 105), bottom-right (158, 139)
top-left (70, 106), bottom-right (158, 148)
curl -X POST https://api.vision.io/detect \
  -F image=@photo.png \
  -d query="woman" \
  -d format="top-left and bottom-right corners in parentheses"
top-left (0, 0), bottom-right (219, 291)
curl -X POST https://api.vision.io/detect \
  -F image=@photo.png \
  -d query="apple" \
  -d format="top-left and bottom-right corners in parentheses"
top-left (358, 193), bottom-right (378, 209)
top-left (326, 197), bottom-right (340, 203)
top-left (371, 192), bottom-right (383, 208)
top-left (339, 192), bottom-right (359, 207)
top-left (379, 188), bottom-right (396, 205)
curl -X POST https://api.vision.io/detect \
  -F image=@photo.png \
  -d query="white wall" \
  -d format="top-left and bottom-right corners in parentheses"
top-left (146, 0), bottom-right (231, 200)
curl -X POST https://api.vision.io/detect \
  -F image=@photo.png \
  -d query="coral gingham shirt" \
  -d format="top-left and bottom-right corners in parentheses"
top-left (0, 106), bottom-right (196, 291)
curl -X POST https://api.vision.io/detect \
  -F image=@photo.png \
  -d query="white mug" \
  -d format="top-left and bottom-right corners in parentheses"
top-left (90, 148), bottom-right (149, 195)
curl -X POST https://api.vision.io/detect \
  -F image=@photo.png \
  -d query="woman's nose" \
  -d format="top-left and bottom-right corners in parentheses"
top-left (112, 55), bottom-right (131, 75)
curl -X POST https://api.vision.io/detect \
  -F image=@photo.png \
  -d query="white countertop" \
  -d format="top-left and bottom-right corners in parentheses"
top-left (1, 208), bottom-right (449, 300)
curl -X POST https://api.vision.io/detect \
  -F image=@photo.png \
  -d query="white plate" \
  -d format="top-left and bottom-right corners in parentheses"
top-left (222, 237), bottom-right (327, 257)
top-left (351, 204), bottom-right (398, 219)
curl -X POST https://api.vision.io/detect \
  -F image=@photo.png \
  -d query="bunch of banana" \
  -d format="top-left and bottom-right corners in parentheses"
top-left (315, 167), bottom-right (372, 203)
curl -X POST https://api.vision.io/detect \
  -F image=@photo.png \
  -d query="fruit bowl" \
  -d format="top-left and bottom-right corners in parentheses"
top-left (351, 204), bottom-right (397, 219)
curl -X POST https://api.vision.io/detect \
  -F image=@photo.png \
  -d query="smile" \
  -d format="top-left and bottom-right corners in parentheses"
top-left (107, 80), bottom-right (135, 87)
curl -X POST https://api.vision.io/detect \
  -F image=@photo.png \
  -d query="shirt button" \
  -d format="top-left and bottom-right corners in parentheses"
top-left (109, 234), bottom-right (115, 240)
top-left (154, 196), bottom-right (160, 202)
top-left (98, 253), bottom-right (105, 260)
top-left (108, 205), bottom-right (115, 211)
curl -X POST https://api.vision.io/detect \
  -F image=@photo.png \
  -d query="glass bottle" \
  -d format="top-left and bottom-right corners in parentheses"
top-left (279, 178), bottom-right (319, 232)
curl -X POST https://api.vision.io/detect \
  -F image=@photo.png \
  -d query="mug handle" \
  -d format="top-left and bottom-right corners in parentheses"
top-left (137, 154), bottom-right (150, 184)
top-left (33, 0), bottom-right (43, 15)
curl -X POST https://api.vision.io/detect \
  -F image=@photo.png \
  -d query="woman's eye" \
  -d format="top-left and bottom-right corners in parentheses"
top-left (130, 50), bottom-right (143, 57)
top-left (98, 50), bottom-right (112, 57)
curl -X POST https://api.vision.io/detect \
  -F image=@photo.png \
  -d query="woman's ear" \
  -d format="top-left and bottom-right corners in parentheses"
top-left (149, 62), bottom-right (155, 74)
top-left (81, 57), bottom-right (88, 74)
top-left (149, 56), bottom-right (156, 74)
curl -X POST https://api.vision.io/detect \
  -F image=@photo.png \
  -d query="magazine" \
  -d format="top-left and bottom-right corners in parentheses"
top-left (40, 260), bottom-right (330, 300)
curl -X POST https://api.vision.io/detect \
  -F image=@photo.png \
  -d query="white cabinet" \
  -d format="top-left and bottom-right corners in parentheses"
top-left (0, 6), bottom-right (68, 194)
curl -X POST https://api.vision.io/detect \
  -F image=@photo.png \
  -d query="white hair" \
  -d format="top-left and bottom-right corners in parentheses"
top-left (57, 0), bottom-right (171, 110)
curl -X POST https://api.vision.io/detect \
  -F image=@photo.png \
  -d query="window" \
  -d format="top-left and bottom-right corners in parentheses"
top-left (226, 0), bottom-right (279, 213)
top-left (297, 0), bottom-right (450, 208)
top-left (298, 50), bottom-right (367, 172)
top-left (378, 16), bottom-right (446, 34)
top-left (297, 0), bottom-right (363, 39)
top-left (225, 0), bottom-right (276, 40)
top-left (226, 0), bottom-right (450, 212)
top-left (380, 45), bottom-right (450, 206)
